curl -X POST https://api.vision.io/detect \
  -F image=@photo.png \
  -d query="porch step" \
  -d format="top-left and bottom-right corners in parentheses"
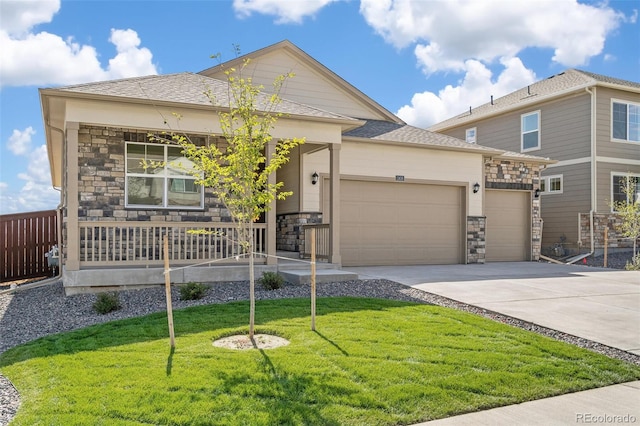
top-left (278, 269), bottom-right (358, 285)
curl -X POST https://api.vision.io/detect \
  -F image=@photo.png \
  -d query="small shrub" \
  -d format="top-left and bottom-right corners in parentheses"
top-left (259, 271), bottom-right (284, 290)
top-left (625, 253), bottom-right (640, 271)
top-left (179, 282), bottom-right (207, 300)
top-left (93, 292), bottom-right (121, 314)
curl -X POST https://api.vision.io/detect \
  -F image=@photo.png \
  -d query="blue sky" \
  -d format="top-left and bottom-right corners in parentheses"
top-left (1, 0), bottom-right (638, 214)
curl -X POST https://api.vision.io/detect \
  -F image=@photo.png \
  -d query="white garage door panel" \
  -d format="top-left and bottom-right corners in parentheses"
top-left (340, 180), bottom-right (462, 266)
top-left (485, 190), bottom-right (530, 262)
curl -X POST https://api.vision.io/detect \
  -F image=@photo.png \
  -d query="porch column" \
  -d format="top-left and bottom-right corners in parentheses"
top-left (266, 141), bottom-right (277, 265)
top-left (329, 143), bottom-right (341, 264)
top-left (65, 122), bottom-right (80, 271)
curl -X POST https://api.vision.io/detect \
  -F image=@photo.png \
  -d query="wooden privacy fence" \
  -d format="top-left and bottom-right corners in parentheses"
top-left (1, 210), bottom-right (58, 282)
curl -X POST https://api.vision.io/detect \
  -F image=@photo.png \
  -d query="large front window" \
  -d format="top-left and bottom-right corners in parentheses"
top-left (612, 100), bottom-right (640, 142)
top-left (612, 173), bottom-right (640, 211)
top-left (521, 111), bottom-right (540, 152)
top-left (126, 142), bottom-right (204, 209)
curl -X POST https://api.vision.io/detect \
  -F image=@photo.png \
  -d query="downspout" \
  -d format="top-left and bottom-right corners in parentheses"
top-left (566, 87), bottom-right (596, 264)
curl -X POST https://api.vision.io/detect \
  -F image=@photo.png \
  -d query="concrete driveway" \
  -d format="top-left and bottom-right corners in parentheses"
top-left (343, 262), bottom-right (640, 355)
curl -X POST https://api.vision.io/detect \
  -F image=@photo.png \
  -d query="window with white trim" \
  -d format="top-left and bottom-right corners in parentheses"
top-left (539, 174), bottom-right (563, 194)
top-left (521, 111), bottom-right (540, 152)
top-left (612, 100), bottom-right (640, 142)
top-left (125, 142), bottom-right (204, 209)
top-left (465, 127), bottom-right (477, 144)
top-left (611, 173), bottom-right (640, 211)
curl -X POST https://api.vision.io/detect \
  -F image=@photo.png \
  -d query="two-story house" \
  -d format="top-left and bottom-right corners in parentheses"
top-left (430, 70), bottom-right (640, 257)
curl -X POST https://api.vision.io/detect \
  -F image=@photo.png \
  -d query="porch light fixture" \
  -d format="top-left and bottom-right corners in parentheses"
top-left (311, 172), bottom-right (319, 185)
top-left (534, 188), bottom-right (540, 198)
top-left (473, 182), bottom-right (480, 193)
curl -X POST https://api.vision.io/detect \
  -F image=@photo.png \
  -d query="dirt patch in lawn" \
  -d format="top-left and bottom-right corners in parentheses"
top-left (213, 334), bottom-right (290, 350)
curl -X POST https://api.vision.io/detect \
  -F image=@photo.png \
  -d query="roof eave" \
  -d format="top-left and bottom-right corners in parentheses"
top-left (432, 78), bottom-right (640, 132)
top-left (343, 134), bottom-right (505, 155)
top-left (430, 83), bottom-right (595, 132)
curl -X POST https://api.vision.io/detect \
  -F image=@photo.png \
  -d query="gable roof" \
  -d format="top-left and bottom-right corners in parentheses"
top-left (199, 40), bottom-right (403, 124)
top-left (429, 69), bottom-right (640, 132)
top-left (40, 72), bottom-right (359, 124)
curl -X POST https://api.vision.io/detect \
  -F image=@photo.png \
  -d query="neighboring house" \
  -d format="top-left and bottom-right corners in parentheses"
top-left (41, 40), bottom-right (553, 294)
top-left (430, 70), bottom-right (640, 256)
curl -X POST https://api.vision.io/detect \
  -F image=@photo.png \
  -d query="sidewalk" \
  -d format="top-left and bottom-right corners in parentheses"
top-left (419, 381), bottom-right (640, 425)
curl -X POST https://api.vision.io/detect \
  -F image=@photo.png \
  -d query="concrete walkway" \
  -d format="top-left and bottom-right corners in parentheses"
top-left (342, 262), bottom-right (640, 425)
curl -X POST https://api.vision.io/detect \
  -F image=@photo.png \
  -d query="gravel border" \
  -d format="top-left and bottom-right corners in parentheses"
top-left (1, 278), bottom-right (639, 425)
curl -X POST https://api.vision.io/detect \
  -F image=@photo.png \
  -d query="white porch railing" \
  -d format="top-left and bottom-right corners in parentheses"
top-left (78, 221), bottom-right (266, 267)
top-left (302, 224), bottom-right (330, 260)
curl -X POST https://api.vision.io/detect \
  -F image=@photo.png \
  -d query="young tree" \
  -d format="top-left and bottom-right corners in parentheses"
top-left (153, 59), bottom-right (304, 338)
top-left (609, 176), bottom-right (640, 260)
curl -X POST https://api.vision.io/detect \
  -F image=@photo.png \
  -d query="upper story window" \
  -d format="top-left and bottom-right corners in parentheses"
top-left (611, 173), bottom-right (640, 211)
top-left (465, 127), bottom-right (477, 144)
top-left (125, 142), bottom-right (204, 209)
top-left (612, 100), bottom-right (640, 143)
top-left (521, 111), bottom-right (540, 152)
top-left (539, 174), bottom-right (562, 194)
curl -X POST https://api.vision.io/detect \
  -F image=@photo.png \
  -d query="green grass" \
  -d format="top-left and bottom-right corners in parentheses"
top-left (1, 297), bottom-right (639, 425)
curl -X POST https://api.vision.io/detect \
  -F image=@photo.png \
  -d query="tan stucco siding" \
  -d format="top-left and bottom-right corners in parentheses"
top-left (276, 146), bottom-right (302, 214)
top-left (204, 50), bottom-right (385, 121)
top-left (303, 141), bottom-right (483, 216)
top-left (595, 87), bottom-right (640, 158)
top-left (63, 99), bottom-right (343, 144)
top-left (302, 148), bottom-right (329, 212)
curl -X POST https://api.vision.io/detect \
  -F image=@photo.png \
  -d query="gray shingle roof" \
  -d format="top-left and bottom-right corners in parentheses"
top-left (345, 120), bottom-right (502, 154)
top-left (49, 72), bottom-right (357, 122)
top-left (429, 69), bottom-right (640, 131)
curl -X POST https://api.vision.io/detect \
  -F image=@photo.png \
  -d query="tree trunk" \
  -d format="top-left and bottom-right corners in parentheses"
top-left (249, 221), bottom-right (255, 339)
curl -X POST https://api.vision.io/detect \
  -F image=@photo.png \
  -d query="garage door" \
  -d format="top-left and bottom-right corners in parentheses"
top-left (485, 190), bottom-right (530, 261)
top-left (339, 180), bottom-right (463, 266)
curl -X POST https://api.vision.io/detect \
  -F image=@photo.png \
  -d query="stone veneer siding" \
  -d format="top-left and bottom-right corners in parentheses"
top-left (484, 159), bottom-right (543, 261)
top-left (276, 213), bottom-right (323, 252)
top-left (466, 216), bottom-right (486, 264)
top-left (76, 125), bottom-right (229, 223)
top-left (579, 213), bottom-right (637, 250)
top-left (485, 159), bottom-right (537, 190)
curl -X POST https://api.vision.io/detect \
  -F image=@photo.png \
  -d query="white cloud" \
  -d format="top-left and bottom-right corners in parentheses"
top-left (7, 126), bottom-right (36, 155)
top-left (0, 145), bottom-right (60, 214)
top-left (21, 144), bottom-right (52, 184)
top-left (106, 29), bottom-right (157, 79)
top-left (360, 0), bottom-right (624, 73)
top-left (0, 2), bottom-right (157, 87)
top-left (233, 0), bottom-right (338, 23)
top-left (396, 57), bottom-right (537, 128)
top-left (0, 0), bottom-right (60, 36)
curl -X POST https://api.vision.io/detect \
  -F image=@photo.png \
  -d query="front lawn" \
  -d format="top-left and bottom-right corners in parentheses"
top-left (2, 297), bottom-right (639, 425)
